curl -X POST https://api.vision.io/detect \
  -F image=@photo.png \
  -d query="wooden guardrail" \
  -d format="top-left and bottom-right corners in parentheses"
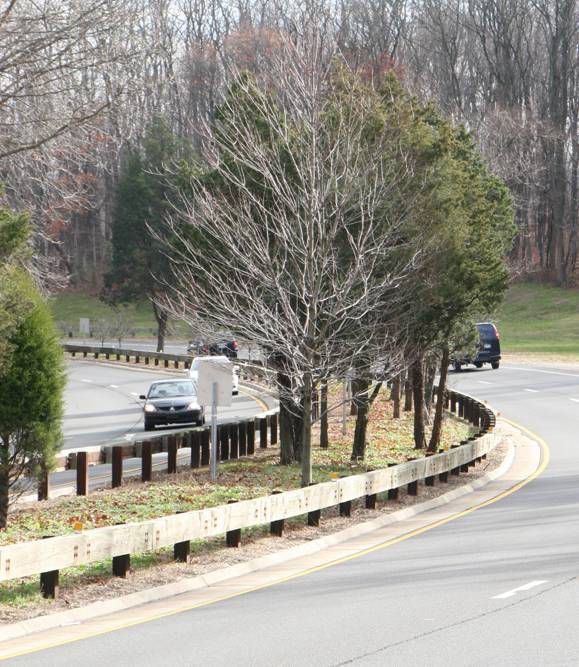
top-left (1, 386), bottom-right (497, 598)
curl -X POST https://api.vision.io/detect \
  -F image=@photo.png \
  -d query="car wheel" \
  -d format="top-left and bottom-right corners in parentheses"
top-left (491, 361), bottom-right (500, 370)
top-left (233, 390), bottom-right (239, 396)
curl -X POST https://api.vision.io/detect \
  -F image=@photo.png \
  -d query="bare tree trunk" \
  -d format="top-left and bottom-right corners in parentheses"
top-left (0, 435), bottom-right (10, 529)
top-left (278, 370), bottom-right (297, 464)
top-left (392, 375), bottom-right (401, 418)
top-left (404, 371), bottom-right (413, 412)
top-left (320, 381), bottom-right (329, 448)
top-left (412, 355), bottom-right (425, 449)
top-left (351, 380), bottom-right (382, 461)
top-left (152, 302), bottom-right (168, 352)
top-left (428, 346), bottom-right (450, 452)
top-left (301, 372), bottom-right (313, 487)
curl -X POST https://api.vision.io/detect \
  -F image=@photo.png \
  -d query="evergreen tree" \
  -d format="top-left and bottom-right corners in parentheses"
top-left (105, 116), bottom-right (192, 351)
top-left (0, 280), bottom-right (65, 527)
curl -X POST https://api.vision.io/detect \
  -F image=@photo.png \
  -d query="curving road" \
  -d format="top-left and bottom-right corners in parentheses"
top-left (7, 362), bottom-right (579, 665)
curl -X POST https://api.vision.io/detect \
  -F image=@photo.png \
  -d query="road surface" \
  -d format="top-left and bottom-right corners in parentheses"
top-left (8, 362), bottom-right (579, 666)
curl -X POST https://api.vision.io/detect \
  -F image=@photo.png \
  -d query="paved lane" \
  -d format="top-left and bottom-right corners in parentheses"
top-left (63, 360), bottom-right (271, 451)
top-left (10, 363), bottom-right (579, 666)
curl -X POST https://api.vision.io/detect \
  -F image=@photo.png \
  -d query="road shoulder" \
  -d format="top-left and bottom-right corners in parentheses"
top-left (0, 419), bottom-right (544, 658)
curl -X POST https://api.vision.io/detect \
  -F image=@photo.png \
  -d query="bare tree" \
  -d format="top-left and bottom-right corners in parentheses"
top-left (162, 30), bottom-right (420, 485)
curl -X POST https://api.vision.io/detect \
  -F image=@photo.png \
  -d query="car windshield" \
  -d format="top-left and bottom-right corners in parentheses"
top-left (148, 381), bottom-right (196, 398)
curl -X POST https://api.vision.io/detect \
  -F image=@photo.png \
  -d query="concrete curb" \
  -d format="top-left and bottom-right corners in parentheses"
top-left (0, 425), bottom-right (525, 643)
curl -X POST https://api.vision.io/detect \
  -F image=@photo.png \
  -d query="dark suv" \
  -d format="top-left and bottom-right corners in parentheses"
top-left (187, 338), bottom-right (238, 359)
top-left (453, 322), bottom-right (501, 371)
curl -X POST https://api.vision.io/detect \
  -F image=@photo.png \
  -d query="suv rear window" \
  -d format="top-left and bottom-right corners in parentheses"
top-left (477, 323), bottom-right (497, 338)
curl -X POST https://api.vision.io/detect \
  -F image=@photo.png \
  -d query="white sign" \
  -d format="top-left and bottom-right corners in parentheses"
top-left (196, 360), bottom-right (233, 407)
top-left (79, 317), bottom-right (90, 335)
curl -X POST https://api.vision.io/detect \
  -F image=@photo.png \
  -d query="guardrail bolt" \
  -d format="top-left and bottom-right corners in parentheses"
top-left (112, 554), bottom-right (130, 578)
top-left (141, 441), bottom-right (152, 482)
top-left (270, 490), bottom-right (284, 536)
top-left (226, 500), bottom-right (241, 547)
top-left (76, 451), bottom-right (88, 496)
top-left (167, 435), bottom-right (178, 473)
top-left (112, 446), bottom-right (123, 488)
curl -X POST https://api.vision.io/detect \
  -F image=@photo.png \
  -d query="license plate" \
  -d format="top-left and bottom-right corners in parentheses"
top-left (483, 343), bottom-right (491, 349)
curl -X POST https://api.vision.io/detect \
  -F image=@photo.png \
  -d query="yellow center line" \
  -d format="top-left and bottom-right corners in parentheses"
top-left (0, 417), bottom-right (548, 661)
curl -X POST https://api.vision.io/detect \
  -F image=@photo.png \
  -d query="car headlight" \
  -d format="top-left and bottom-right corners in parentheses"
top-left (144, 404), bottom-right (156, 413)
top-left (187, 402), bottom-right (199, 410)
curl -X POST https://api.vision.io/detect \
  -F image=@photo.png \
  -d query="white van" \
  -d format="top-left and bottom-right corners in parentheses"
top-left (188, 355), bottom-right (240, 395)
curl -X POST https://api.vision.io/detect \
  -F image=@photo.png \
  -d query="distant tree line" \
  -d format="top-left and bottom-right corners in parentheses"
top-left (0, 0), bottom-right (574, 290)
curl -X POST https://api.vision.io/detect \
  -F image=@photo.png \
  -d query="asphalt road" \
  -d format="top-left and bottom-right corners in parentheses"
top-left (10, 362), bottom-right (579, 665)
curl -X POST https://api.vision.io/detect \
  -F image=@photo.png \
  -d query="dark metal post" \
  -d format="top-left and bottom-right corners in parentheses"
top-left (112, 446), bottom-right (123, 488)
top-left (76, 451), bottom-right (88, 496)
top-left (167, 435), bottom-right (178, 474)
top-left (141, 440), bottom-right (152, 482)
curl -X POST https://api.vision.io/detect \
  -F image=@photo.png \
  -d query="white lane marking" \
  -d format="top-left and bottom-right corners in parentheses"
top-left (570, 398), bottom-right (579, 403)
top-left (506, 366), bottom-right (579, 379)
top-left (130, 392), bottom-right (139, 396)
top-left (524, 388), bottom-right (539, 393)
top-left (492, 580), bottom-right (548, 600)
top-left (109, 384), bottom-right (119, 388)
top-left (81, 379), bottom-right (93, 383)
top-left (478, 380), bottom-right (492, 385)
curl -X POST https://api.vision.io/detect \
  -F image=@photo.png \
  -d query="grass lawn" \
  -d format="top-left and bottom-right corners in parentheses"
top-left (49, 292), bottom-right (189, 338)
top-left (496, 282), bottom-right (579, 357)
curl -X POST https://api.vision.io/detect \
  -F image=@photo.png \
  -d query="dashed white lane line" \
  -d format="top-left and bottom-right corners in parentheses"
top-left (130, 392), bottom-right (139, 396)
top-left (109, 384), bottom-right (119, 389)
top-left (570, 398), bottom-right (579, 403)
top-left (492, 580), bottom-right (548, 600)
top-left (478, 380), bottom-right (492, 385)
top-left (81, 379), bottom-right (93, 383)
top-left (524, 388), bottom-right (539, 393)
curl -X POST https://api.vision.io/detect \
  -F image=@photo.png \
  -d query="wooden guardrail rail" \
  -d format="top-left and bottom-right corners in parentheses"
top-left (1, 386), bottom-right (497, 598)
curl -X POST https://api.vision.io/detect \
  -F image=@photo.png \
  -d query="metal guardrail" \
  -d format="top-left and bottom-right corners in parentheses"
top-left (0, 388), bottom-right (497, 598)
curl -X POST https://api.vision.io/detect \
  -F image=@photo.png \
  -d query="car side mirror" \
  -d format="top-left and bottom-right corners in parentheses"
top-left (139, 394), bottom-right (147, 400)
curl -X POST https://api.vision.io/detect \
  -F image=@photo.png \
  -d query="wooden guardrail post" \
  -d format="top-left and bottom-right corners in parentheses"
top-left (226, 500), bottom-right (241, 547)
top-left (164, 359), bottom-right (169, 368)
top-left (406, 458), bottom-right (418, 495)
top-left (219, 424), bottom-right (229, 461)
top-left (387, 462), bottom-right (399, 500)
top-left (190, 431), bottom-right (200, 468)
top-left (259, 416), bottom-right (268, 449)
top-left (425, 452), bottom-right (435, 486)
top-left (76, 451), bottom-right (88, 496)
top-left (40, 536), bottom-right (59, 599)
top-left (154, 357), bottom-right (159, 366)
top-left (112, 554), bottom-right (130, 578)
top-left (167, 435), bottom-right (178, 474)
top-left (270, 490), bottom-right (284, 536)
top-left (450, 391), bottom-right (457, 414)
top-left (135, 355), bottom-right (140, 364)
top-left (201, 428), bottom-right (210, 466)
top-left (247, 421), bottom-right (255, 455)
top-left (230, 423), bottom-right (239, 459)
top-left (339, 477), bottom-right (352, 516)
top-left (141, 440), bottom-right (152, 482)
top-left (239, 421), bottom-right (247, 456)
top-left (438, 449), bottom-right (449, 482)
top-left (270, 413), bottom-right (278, 446)
top-left (307, 483), bottom-right (321, 526)
top-left (112, 446), bottom-right (123, 488)
top-left (174, 511), bottom-right (190, 562)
